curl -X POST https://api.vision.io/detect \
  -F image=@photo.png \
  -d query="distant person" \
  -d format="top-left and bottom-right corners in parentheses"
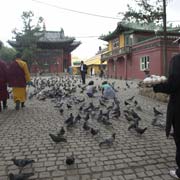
top-left (90, 67), bottom-right (93, 76)
top-left (86, 80), bottom-right (96, 97)
top-left (101, 81), bottom-right (116, 100)
top-left (8, 53), bottom-right (32, 110)
top-left (153, 53), bottom-right (180, 179)
top-left (100, 69), bottom-right (104, 78)
top-left (0, 59), bottom-right (9, 112)
top-left (80, 61), bottom-right (87, 84)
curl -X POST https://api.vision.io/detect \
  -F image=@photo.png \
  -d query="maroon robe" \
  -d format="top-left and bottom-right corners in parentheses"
top-left (0, 60), bottom-right (9, 101)
top-left (8, 61), bottom-right (26, 87)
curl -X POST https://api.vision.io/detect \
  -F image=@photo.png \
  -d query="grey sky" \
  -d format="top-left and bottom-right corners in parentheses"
top-left (0, 0), bottom-right (180, 59)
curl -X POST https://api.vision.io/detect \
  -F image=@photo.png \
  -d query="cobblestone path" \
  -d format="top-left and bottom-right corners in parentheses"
top-left (0, 77), bottom-right (176, 180)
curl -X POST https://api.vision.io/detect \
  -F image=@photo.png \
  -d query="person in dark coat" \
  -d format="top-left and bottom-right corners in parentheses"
top-left (80, 61), bottom-right (87, 84)
top-left (153, 53), bottom-right (180, 179)
top-left (0, 59), bottom-right (9, 112)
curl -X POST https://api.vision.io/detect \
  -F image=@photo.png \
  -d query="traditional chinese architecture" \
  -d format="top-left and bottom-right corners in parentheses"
top-left (100, 22), bottom-right (180, 80)
top-left (8, 29), bottom-right (81, 74)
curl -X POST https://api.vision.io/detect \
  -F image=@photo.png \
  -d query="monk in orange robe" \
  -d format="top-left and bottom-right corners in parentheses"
top-left (8, 53), bottom-right (31, 110)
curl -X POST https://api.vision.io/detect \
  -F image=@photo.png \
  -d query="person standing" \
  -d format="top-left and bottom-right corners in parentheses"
top-left (153, 53), bottom-right (180, 179)
top-left (8, 53), bottom-right (31, 110)
top-left (0, 59), bottom-right (9, 112)
top-left (90, 67), bottom-right (93, 76)
top-left (80, 61), bottom-right (87, 84)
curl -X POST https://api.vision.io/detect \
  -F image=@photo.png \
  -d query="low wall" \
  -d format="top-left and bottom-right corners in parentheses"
top-left (139, 87), bottom-right (169, 103)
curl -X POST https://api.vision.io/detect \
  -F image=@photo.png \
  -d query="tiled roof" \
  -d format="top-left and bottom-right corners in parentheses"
top-left (37, 31), bottom-right (75, 43)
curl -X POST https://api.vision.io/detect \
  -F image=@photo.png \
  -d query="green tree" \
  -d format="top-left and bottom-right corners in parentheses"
top-left (120, 0), bottom-right (164, 24)
top-left (12, 11), bottom-right (44, 67)
top-left (0, 44), bottom-right (16, 62)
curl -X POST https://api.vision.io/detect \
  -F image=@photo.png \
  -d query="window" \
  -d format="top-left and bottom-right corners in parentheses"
top-left (125, 35), bottom-right (132, 46)
top-left (112, 38), bottom-right (119, 49)
top-left (140, 56), bottom-right (150, 71)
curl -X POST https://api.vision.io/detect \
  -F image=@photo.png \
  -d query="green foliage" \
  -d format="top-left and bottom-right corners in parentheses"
top-left (12, 10), bottom-right (44, 67)
top-left (120, 0), bottom-right (164, 24)
top-left (0, 45), bottom-right (16, 62)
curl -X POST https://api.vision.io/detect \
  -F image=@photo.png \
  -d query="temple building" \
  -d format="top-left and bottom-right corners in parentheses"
top-left (8, 29), bottom-right (81, 74)
top-left (100, 22), bottom-right (180, 79)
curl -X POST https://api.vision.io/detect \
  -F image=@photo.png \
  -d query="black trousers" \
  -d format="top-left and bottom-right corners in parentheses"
top-left (173, 120), bottom-right (180, 177)
top-left (81, 71), bottom-right (86, 84)
top-left (173, 135), bottom-right (180, 177)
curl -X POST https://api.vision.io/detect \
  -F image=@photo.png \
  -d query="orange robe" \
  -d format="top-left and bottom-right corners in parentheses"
top-left (12, 59), bottom-right (31, 102)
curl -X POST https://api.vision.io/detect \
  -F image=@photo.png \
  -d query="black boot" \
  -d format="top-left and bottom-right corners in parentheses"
top-left (3, 100), bottom-right (7, 110)
top-left (15, 100), bottom-right (20, 110)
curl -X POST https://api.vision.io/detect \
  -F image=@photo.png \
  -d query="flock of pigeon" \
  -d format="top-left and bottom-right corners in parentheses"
top-left (8, 75), bottom-right (166, 180)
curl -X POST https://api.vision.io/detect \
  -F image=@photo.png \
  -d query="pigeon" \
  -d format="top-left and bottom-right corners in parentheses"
top-left (99, 99), bottom-right (107, 107)
top-left (67, 104), bottom-right (72, 109)
top-left (66, 154), bottom-right (75, 165)
top-left (83, 122), bottom-right (91, 131)
top-left (128, 120), bottom-right (139, 130)
top-left (90, 128), bottom-right (99, 136)
top-left (124, 114), bottom-right (134, 122)
top-left (131, 109), bottom-right (141, 120)
top-left (59, 108), bottom-right (64, 115)
top-left (153, 107), bottom-right (163, 116)
top-left (127, 96), bottom-right (135, 101)
top-left (151, 117), bottom-right (165, 128)
top-left (65, 113), bottom-right (74, 124)
top-left (135, 105), bottom-right (142, 111)
top-left (11, 158), bottom-right (35, 168)
top-left (111, 110), bottom-right (121, 119)
top-left (74, 114), bottom-right (81, 124)
top-left (84, 113), bottom-right (90, 121)
top-left (79, 103), bottom-right (85, 111)
top-left (49, 133), bottom-right (67, 143)
top-left (8, 173), bottom-right (34, 180)
top-left (125, 81), bottom-right (130, 88)
top-left (124, 100), bottom-right (131, 106)
top-left (102, 119), bottom-right (112, 126)
top-left (151, 117), bottom-right (158, 126)
top-left (135, 127), bottom-right (147, 135)
top-left (99, 133), bottom-right (116, 147)
top-left (57, 127), bottom-right (65, 136)
top-left (134, 100), bottom-right (138, 106)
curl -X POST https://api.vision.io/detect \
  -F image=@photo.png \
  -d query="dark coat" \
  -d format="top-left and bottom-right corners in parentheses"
top-left (80, 64), bottom-right (87, 73)
top-left (0, 60), bottom-right (9, 100)
top-left (153, 54), bottom-right (180, 138)
top-left (8, 61), bottom-right (26, 87)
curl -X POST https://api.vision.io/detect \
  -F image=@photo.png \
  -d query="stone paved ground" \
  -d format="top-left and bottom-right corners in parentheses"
top-left (0, 76), bottom-right (177, 180)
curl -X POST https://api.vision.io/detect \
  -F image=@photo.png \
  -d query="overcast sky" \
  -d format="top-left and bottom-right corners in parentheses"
top-left (0, 0), bottom-right (180, 59)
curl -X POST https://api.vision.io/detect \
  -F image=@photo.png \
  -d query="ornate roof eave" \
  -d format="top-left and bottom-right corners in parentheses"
top-left (38, 37), bottom-right (75, 43)
top-left (100, 23), bottom-right (131, 41)
top-left (8, 40), bottom-right (20, 48)
top-left (64, 41), bottom-right (81, 53)
top-left (100, 22), bottom-right (180, 41)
